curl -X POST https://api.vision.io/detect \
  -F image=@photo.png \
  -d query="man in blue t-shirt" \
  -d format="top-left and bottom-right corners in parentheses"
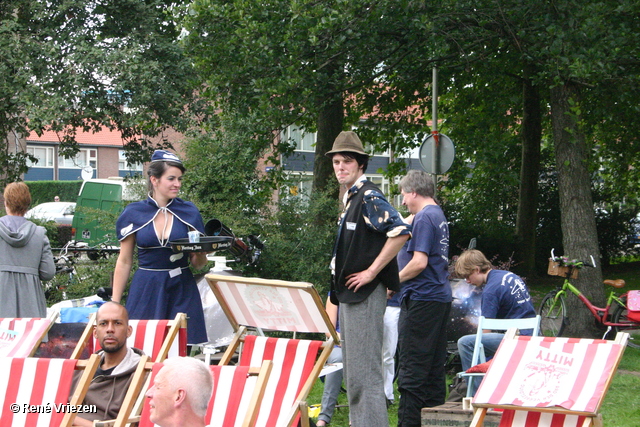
top-left (396, 170), bottom-right (451, 427)
top-left (454, 249), bottom-right (536, 396)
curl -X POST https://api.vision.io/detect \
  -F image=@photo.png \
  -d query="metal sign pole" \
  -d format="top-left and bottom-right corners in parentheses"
top-left (432, 67), bottom-right (439, 197)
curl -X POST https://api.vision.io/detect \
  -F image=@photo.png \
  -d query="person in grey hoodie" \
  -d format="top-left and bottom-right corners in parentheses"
top-left (0, 182), bottom-right (55, 318)
top-left (73, 301), bottom-right (146, 426)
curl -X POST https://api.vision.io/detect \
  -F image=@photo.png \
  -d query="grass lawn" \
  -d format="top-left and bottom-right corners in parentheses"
top-left (305, 261), bottom-right (640, 427)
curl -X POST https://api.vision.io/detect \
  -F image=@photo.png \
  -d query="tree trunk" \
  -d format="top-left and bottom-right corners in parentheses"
top-left (549, 83), bottom-right (604, 339)
top-left (313, 95), bottom-right (343, 198)
top-left (515, 71), bottom-right (542, 278)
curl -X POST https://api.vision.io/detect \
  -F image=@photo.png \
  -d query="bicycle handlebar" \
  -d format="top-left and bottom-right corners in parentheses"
top-left (550, 249), bottom-right (597, 269)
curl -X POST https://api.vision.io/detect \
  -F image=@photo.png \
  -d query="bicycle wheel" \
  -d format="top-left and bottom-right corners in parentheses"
top-left (538, 292), bottom-right (566, 337)
top-left (611, 295), bottom-right (640, 349)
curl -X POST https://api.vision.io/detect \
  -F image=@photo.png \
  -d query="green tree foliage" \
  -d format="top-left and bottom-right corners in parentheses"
top-left (407, 0), bottom-right (640, 337)
top-left (181, 0), bottom-right (436, 197)
top-left (245, 186), bottom-right (339, 293)
top-left (183, 111), bottom-right (281, 219)
top-left (0, 0), bottom-right (202, 185)
top-left (180, 0), bottom-right (640, 339)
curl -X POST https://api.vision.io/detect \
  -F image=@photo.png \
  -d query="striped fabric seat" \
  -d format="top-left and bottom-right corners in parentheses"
top-left (0, 317), bottom-right (55, 358)
top-left (0, 354), bottom-right (100, 427)
top-left (239, 335), bottom-right (324, 427)
top-left (134, 360), bottom-right (272, 427)
top-left (206, 274), bottom-right (339, 427)
top-left (71, 313), bottom-right (187, 362)
top-left (469, 332), bottom-right (629, 427)
top-left (457, 315), bottom-right (541, 397)
top-left (496, 410), bottom-right (588, 427)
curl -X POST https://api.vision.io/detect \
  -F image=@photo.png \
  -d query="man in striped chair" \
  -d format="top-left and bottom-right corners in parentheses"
top-left (73, 302), bottom-right (145, 426)
top-left (146, 357), bottom-right (213, 427)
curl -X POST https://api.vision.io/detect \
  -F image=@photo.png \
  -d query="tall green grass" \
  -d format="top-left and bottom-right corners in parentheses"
top-left (601, 345), bottom-right (640, 426)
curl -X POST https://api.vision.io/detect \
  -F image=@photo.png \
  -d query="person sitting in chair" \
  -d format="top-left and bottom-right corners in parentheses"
top-left (72, 301), bottom-right (145, 426)
top-left (146, 357), bottom-right (213, 427)
top-left (455, 249), bottom-right (536, 397)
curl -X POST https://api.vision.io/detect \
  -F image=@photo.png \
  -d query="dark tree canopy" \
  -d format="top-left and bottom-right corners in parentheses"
top-left (1, 0), bottom-right (203, 184)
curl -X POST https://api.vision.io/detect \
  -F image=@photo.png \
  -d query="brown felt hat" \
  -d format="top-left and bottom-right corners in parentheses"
top-left (325, 131), bottom-right (368, 157)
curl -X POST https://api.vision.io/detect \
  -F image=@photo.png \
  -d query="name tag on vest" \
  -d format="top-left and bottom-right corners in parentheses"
top-left (346, 222), bottom-right (356, 231)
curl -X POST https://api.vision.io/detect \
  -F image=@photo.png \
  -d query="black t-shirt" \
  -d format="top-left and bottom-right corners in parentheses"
top-left (95, 365), bottom-right (116, 377)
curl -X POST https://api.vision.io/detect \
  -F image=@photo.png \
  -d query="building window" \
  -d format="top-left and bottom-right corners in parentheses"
top-left (118, 150), bottom-right (143, 171)
top-left (283, 125), bottom-right (315, 152)
top-left (27, 146), bottom-right (54, 167)
top-left (369, 176), bottom-right (391, 198)
top-left (58, 148), bottom-right (97, 169)
top-left (286, 173), bottom-right (313, 201)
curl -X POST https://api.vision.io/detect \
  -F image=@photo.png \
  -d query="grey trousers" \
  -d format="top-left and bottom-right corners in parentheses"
top-left (318, 346), bottom-right (343, 423)
top-left (339, 283), bottom-right (388, 427)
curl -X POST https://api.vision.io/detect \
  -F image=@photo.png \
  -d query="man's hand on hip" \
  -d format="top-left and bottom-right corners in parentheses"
top-left (345, 269), bottom-right (375, 292)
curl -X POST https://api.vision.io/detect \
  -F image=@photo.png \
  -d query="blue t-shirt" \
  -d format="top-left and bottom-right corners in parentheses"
top-left (480, 270), bottom-right (536, 325)
top-left (397, 205), bottom-right (451, 303)
top-left (387, 290), bottom-right (401, 307)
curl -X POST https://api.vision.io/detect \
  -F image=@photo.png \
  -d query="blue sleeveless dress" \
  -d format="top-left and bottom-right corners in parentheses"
top-left (116, 196), bottom-right (207, 344)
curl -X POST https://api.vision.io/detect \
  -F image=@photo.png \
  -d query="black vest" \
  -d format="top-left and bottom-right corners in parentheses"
top-left (331, 180), bottom-right (400, 304)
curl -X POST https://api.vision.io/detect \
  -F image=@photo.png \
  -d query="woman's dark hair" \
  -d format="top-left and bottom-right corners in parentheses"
top-left (147, 161), bottom-right (186, 194)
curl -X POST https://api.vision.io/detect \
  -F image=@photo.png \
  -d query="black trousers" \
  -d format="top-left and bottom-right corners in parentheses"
top-left (397, 299), bottom-right (451, 427)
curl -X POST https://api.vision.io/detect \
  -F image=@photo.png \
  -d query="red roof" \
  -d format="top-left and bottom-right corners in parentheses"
top-left (27, 127), bottom-right (128, 147)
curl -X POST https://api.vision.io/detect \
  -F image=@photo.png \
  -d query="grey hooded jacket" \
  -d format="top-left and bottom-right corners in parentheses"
top-left (0, 216), bottom-right (55, 317)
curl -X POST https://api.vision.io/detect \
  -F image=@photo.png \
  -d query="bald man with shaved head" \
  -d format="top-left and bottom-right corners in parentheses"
top-left (72, 302), bottom-right (146, 426)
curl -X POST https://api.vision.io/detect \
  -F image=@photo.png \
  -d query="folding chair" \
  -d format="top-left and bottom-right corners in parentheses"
top-left (0, 315), bottom-right (57, 357)
top-left (458, 315), bottom-right (541, 397)
top-left (70, 312), bottom-right (188, 362)
top-left (469, 331), bottom-right (629, 427)
top-left (103, 359), bottom-right (272, 427)
top-left (206, 273), bottom-right (340, 427)
top-left (0, 353), bottom-right (100, 427)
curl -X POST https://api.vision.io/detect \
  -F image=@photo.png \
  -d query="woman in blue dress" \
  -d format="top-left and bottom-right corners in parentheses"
top-left (112, 150), bottom-right (208, 344)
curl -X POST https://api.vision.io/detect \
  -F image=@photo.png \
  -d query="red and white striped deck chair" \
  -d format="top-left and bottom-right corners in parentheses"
top-left (206, 273), bottom-right (339, 427)
top-left (70, 312), bottom-right (188, 362)
top-left (108, 359), bottom-right (273, 427)
top-left (469, 330), bottom-right (629, 427)
top-left (0, 316), bottom-right (56, 358)
top-left (0, 353), bottom-right (100, 427)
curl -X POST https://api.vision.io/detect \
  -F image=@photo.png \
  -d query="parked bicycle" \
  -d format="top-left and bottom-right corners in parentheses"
top-left (48, 252), bottom-right (80, 301)
top-left (538, 249), bottom-right (640, 348)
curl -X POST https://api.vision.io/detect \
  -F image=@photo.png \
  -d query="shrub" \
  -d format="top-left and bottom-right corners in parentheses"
top-left (26, 181), bottom-right (83, 205)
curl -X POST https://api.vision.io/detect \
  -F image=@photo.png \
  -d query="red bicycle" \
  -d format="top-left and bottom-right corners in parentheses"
top-left (538, 250), bottom-right (640, 348)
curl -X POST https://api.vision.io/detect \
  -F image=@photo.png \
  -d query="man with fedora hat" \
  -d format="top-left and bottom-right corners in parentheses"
top-left (327, 130), bottom-right (411, 426)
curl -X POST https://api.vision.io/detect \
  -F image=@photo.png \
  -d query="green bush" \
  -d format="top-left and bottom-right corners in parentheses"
top-left (244, 188), bottom-right (339, 295)
top-left (26, 181), bottom-right (83, 205)
top-left (45, 253), bottom-right (119, 305)
top-left (193, 184), bottom-right (339, 295)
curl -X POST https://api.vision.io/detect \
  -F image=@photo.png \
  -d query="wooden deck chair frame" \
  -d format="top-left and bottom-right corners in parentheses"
top-left (0, 311), bottom-right (58, 357)
top-left (70, 312), bottom-right (187, 363)
top-left (458, 315), bottom-right (541, 397)
top-left (98, 359), bottom-right (273, 427)
top-left (205, 273), bottom-right (340, 427)
top-left (92, 354), bottom-right (151, 427)
top-left (0, 353), bottom-right (100, 427)
top-left (468, 330), bottom-right (629, 427)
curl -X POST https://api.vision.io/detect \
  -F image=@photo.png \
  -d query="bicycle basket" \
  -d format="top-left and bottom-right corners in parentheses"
top-left (627, 290), bottom-right (640, 322)
top-left (547, 259), bottom-right (579, 279)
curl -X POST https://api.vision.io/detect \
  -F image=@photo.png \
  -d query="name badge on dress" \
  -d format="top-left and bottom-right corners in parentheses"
top-left (346, 222), bottom-right (356, 231)
top-left (169, 267), bottom-right (182, 278)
